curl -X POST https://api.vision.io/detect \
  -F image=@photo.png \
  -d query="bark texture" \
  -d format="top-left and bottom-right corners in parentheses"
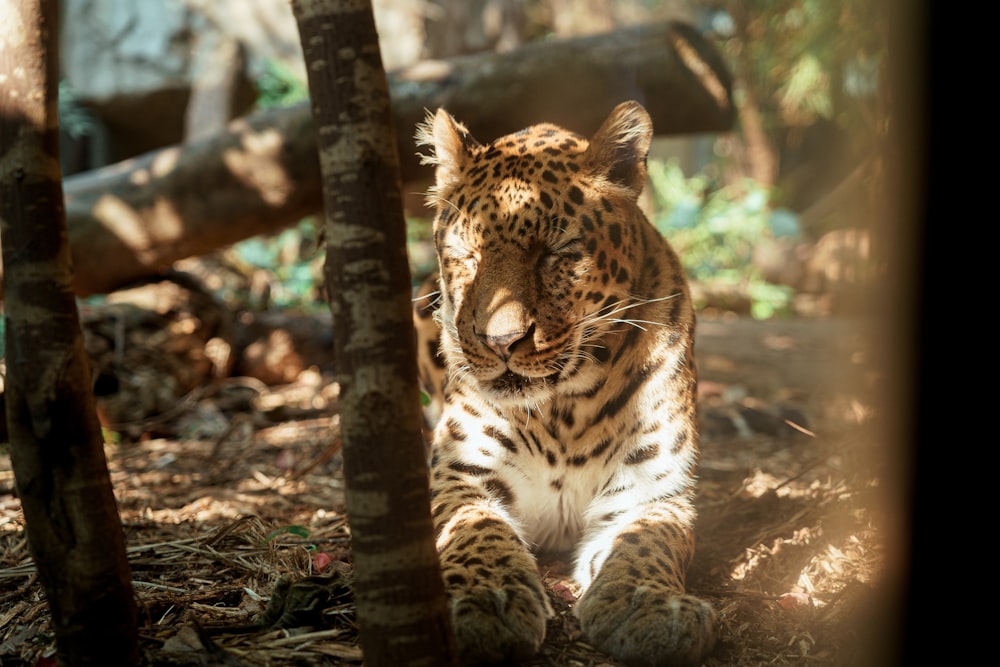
top-left (0, 1), bottom-right (138, 664)
top-left (0, 20), bottom-right (731, 297)
top-left (289, 1), bottom-right (456, 665)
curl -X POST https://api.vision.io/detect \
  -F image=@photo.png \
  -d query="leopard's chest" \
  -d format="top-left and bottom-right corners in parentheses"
top-left (512, 448), bottom-right (606, 553)
top-left (432, 312), bottom-right (697, 554)
top-left (481, 404), bottom-right (632, 553)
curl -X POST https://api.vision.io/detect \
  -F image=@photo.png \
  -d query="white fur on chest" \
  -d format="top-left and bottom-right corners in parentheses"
top-left (514, 457), bottom-right (604, 553)
top-left (437, 336), bottom-right (694, 554)
top-left (474, 391), bottom-right (692, 555)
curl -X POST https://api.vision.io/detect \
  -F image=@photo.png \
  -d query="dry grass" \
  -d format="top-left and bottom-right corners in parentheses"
top-left (0, 316), bottom-right (900, 666)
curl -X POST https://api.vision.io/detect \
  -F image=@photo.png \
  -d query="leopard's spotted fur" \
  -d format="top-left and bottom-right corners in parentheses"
top-left (415, 102), bottom-right (715, 666)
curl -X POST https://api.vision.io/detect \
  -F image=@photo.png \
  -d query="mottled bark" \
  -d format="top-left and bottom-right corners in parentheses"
top-left (0, 1), bottom-right (138, 665)
top-left (289, 1), bottom-right (456, 666)
top-left (0, 20), bottom-right (732, 297)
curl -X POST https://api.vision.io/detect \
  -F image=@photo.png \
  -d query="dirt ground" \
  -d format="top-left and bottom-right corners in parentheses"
top-left (0, 312), bottom-right (902, 666)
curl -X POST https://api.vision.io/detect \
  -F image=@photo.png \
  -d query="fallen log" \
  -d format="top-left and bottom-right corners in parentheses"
top-left (6, 21), bottom-right (733, 297)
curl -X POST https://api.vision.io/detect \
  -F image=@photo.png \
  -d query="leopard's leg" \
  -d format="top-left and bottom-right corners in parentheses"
top-left (574, 494), bottom-right (715, 667)
top-left (432, 460), bottom-right (551, 665)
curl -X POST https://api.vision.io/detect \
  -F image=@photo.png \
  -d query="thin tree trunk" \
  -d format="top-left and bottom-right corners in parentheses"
top-left (0, 20), bottom-right (733, 297)
top-left (0, 1), bottom-right (138, 665)
top-left (289, 1), bottom-right (456, 665)
top-left (728, 3), bottom-right (779, 187)
top-left (736, 80), bottom-right (779, 187)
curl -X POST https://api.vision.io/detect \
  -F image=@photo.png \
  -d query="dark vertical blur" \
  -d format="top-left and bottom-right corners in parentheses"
top-left (869, 0), bottom-right (927, 663)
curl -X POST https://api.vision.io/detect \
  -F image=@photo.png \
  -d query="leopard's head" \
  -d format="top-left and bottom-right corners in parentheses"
top-left (418, 101), bottom-right (657, 408)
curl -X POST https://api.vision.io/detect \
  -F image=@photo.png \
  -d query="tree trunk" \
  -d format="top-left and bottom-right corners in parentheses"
top-left (0, 1), bottom-right (138, 665)
top-left (727, 2), bottom-right (779, 187)
top-left (289, 1), bottom-right (457, 666)
top-left (0, 20), bottom-right (732, 297)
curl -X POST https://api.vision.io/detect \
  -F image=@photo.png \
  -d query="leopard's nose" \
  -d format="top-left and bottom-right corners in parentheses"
top-left (478, 328), bottom-right (530, 361)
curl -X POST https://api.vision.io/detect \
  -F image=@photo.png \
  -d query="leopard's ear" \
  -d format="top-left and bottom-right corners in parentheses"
top-left (416, 108), bottom-right (480, 203)
top-left (585, 101), bottom-right (653, 197)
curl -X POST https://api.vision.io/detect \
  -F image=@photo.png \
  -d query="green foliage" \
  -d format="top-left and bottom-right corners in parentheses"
top-left (254, 59), bottom-right (309, 109)
top-left (232, 219), bottom-right (325, 310)
top-left (406, 216), bottom-right (433, 245)
top-left (648, 159), bottom-right (797, 319)
top-left (746, 281), bottom-right (795, 320)
top-left (779, 52), bottom-right (832, 121)
top-left (711, 0), bottom-right (886, 149)
top-left (265, 524), bottom-right (318, 560)
top-left (59, 80), bottom-right (95, 139)
top-left (266, 524), bottom-right (312, 542)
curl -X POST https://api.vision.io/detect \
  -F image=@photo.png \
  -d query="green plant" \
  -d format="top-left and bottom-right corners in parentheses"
top-left (265, 524), bottom-right (312, 543)
top-left (648, 158), bottom-right (798, 319)
top-left (59, 80), bottom-right (94, 139)
top-left (232, 218), bottom-right (325, 310)
top-left (255, 59), bottom-right (309, 109)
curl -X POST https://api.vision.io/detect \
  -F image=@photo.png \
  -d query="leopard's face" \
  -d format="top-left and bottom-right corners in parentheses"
top-left (418, 104), bottom-right (655, 408)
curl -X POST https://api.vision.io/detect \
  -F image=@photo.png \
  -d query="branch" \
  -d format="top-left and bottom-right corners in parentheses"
top-left (6, 21), bottom-right (733, 297)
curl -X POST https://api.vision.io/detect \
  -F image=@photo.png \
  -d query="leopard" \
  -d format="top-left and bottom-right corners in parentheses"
top-left (414, 101), bottom-right (716, 666)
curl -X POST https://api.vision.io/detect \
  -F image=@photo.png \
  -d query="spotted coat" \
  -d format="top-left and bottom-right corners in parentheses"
top-left (415, 101), bottom-right (715, 666)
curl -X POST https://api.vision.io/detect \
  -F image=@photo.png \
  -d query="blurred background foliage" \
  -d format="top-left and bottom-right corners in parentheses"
top-left (61, 0), bottom-right (887, 319)
top-left (648, 159), bottom-right (799, 319)
top-left (254, 59), bottom-right (311, 110)
top-left (234, 0), bottom-right (885, 318)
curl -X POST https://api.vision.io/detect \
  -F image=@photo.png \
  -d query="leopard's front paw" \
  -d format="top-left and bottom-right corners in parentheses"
top-left (577, 580), bottom-right (715, 667)
top-left (448, 576), bottom-right (550, 666)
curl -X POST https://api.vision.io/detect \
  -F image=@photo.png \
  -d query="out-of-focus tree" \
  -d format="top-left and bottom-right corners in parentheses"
top-left (704, 0), bottom-right (886, 214)
top-left (0, 0), bottom-right (139, 664)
